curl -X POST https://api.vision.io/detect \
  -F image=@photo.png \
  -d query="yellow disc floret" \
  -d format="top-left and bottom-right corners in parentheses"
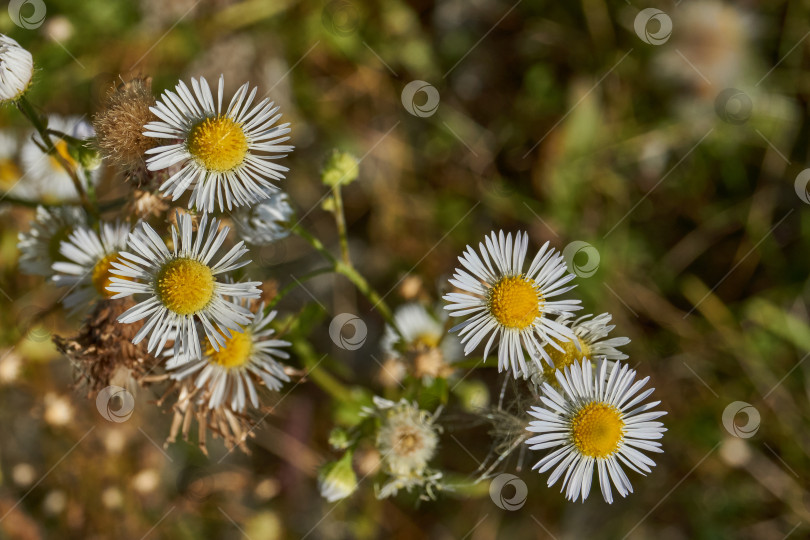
top-left (571, 402), bottom-right (624, 458)
top-left (187, 115), bottom-right (249, 172)
top-left (156, 258), bottom-right (215, 315)
top-left (206, 328), bottom-right (253, 368)
top-left (487, 276), bottom-right (541, 329)
top-left (92, 253), bottom-right (126, 297)
top-left (543, 338), bottom-right (591, 381)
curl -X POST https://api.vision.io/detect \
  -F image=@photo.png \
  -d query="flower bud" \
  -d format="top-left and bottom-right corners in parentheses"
top-left (321, 149), bottom-right (359, 187)
top-left (318, 451), bottom-right (357, 503)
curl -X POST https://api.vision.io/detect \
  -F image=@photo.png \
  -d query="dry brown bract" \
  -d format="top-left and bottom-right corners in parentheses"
top-left (156, 380), bottom-right (256, 456)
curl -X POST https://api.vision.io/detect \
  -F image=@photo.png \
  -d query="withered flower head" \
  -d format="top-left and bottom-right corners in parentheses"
top-left (93, 77), bottom-right (157, 183)
top-left (53, 297), bottom-right (160, 395)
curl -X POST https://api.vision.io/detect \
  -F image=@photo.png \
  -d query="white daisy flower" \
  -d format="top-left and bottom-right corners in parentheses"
top-left (443, 230), bottom-right (582, 379)
top-left (367, 397), bottom-right (444, 500)
top-left (526, 359), bottom-right (667, 504)
top-left (17, 205), bottom-right (87, 276)
top-left (380, 303), bottom-right (462, 380)
top-left (0, 35), bottom-right (33, 103)
top-left (530, 312), bottom-right (630, 387)
top-left (107, 212), bottom-right (261, 359)
top-left (51, 221), bottom-right (131, 314)
top-left (144, 75), bottom-right (293, 212)
top-left (166, 303), bottom-right (291, 411)
top-left (231, 190), bottom-right (293, 245)
top-left (20, 115), bottom-right (101, 201)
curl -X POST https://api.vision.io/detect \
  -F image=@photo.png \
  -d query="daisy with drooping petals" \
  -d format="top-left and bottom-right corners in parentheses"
top-left (52, 221), bottom-right (131, 313)
top-left (144, 75), bottom-right (293, 212)
top-left (530, 312), bottom-right (630, 388)
top-left (443, 230), bottom-right (582, 379)
top-left (107, 212), bottom-right (261, 359)
top-left (17, 205), bottom-right (87, 276)
top-left (0, 34), bottom-right (33, 103)
top-left (166, 303), bottom-right (291, 411)
top-left (526, 359), bottom-right (666, 504)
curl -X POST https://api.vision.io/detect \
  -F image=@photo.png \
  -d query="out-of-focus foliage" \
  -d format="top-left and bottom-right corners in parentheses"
top-left (1, 0), bottom-right (809, 538)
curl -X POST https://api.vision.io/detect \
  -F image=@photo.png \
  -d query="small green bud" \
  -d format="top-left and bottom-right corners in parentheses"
top-left (453, 379), bottom-right (490, 411)
top-left (321, 149), bottom-right (359, 187)
top-left (318, 451), bottom-right (358, 502)
top-left (68, 140), bottom-right (103, 171)
top-left (328, 428), bottom-right (350, 450)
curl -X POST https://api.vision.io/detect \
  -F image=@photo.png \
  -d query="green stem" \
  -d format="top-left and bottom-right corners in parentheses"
top-left (0, 192), bottom-right (58, 208)
top-left (332, 185), bottom-right (351, 265)
top-left (290, 223), bottom-right (401, 337)
top-left (334, 262), bottom-right (394, 325)
top-left (291, 340), bottom-right (353, 402)
top-left (16, 96), bottom-right (96, 218)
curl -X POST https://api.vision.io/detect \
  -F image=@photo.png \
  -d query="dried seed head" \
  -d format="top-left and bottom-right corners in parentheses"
top-left (93, 77), bottom-right (158, 181)
top-left (53, 297), bottom-right (160, 395)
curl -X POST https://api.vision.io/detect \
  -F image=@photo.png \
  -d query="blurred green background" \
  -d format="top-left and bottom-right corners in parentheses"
top-left (1, 0), bottom-right (809, 538)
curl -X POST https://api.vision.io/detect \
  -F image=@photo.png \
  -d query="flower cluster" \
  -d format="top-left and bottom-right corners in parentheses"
top-left (3, 33), bottom-right (665, 511)
top-left (444, 230), bottom-right (666, 503)
top-left (5, 35), bottom-right (295, 452)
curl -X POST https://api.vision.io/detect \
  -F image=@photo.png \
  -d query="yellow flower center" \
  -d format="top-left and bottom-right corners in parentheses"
top-left (156, 258), bottom-right (215, 315)
top-left (187, 116), bottom-right (249, 172)
top-left (487, 276), bottom-right (541, 329)
top-left (570, 402), bottom-right (624, 458)
top-left (206, 328), bottom-right (253, 368)
top-left (49, 140), bottom-right (78, 172)
top-left (91, 253), bottom-right (127, 297)
top-left (542, 338), bottom-right (591, 381)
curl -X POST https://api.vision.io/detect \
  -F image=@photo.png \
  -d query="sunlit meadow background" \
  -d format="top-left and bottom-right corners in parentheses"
top-left (0, 0), bottom-right (808, 538)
